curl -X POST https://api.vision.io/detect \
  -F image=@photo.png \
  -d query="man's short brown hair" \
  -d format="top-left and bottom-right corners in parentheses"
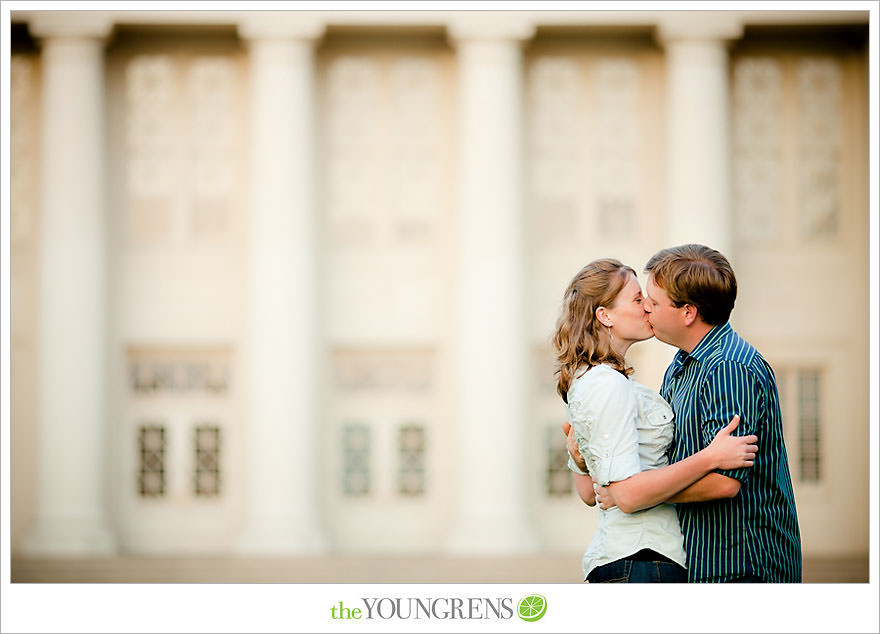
top-left (644, 244), bottom-right (737, 326)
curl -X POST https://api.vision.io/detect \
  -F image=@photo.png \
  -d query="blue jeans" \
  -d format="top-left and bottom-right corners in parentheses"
top-left (587, 549), bottom-right (687, 583)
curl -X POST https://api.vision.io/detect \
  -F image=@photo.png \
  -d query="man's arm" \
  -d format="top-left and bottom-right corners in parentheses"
top-left (665, 472), bottom-right (741, 503)
top-left (593, 417), bottom-right (754, 512)
top-left (595, 360), bottom-right (763, 511)
top-left (596, 466), bottom-right (743, 509)
top-left (660, 359), bottom-right (763, 505)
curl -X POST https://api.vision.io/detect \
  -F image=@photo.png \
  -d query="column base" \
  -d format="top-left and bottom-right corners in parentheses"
top-left (236, 514), bottom-right (328, 555)
top-left (445, 513), bottom-right (540, 555)
top-left (23, 516), bottom-right (117, 557)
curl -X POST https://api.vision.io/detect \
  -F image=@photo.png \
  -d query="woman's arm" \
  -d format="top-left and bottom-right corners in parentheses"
top-left (597, 415), bottom-right (756, 513)
top-left (665, 473), bottom-right (741, 503)
top-left (566, 369), bottom-right (644, 498)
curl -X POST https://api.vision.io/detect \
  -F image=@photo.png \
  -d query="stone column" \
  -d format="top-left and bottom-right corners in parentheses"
top-left (658, 14), bottom-right (743, 255)
top-left (24, 13), bottom-right (116, 555)
top-left (445, 16), bottom-right (539, 553)
top-left (235, 15), bottom-right (327, 553)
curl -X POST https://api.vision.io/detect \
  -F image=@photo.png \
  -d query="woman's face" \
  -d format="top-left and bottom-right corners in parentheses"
top-left (605, 273), bottom-right (654, 344)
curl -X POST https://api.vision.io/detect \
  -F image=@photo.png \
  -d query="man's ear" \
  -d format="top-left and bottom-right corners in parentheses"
top-left (682, 304), bottom-right (698, 326)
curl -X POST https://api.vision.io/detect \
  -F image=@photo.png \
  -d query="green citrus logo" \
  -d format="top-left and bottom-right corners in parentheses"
top-left (517, 594), bottom-right (547, 622)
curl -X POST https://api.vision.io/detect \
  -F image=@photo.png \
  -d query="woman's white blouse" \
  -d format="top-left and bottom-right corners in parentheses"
top-left (566, 363), bottom-right (687, 579)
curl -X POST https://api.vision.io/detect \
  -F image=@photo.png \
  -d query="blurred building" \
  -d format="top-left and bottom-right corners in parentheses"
top-left (8, 9), bottom-right (870, 566)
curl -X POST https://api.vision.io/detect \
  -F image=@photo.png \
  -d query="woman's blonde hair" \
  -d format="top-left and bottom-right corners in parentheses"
top-left (553, 259), bottom-right (635, 403)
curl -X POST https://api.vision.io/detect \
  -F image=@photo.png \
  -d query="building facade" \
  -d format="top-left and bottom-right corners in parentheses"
top-left (8, 9), bottom-right (871, 561)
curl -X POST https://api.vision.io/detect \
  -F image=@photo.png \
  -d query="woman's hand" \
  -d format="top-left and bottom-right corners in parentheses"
top-left (707, 415), bottom-right (758, 470)
top-left (594, 479), bottom-right (618, 511)
top-left (562, 421), bottom-right (588, 473)
top-left (562, 421), bottom-right (596, 506)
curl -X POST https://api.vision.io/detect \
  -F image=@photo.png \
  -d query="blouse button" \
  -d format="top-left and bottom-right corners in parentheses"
top-left (603, 433), bottom-right (609, 440)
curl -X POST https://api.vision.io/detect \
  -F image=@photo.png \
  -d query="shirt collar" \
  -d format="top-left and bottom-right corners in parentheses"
top-left (683, 322), bottom-right (732, 364)
top-left (670, 349), bottom-right (687, 376)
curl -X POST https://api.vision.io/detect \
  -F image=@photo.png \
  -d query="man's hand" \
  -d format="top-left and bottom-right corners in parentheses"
top-left (562, 421), bottom-right (588, 473)
top-left (706, 415), bottom-right (759, 470)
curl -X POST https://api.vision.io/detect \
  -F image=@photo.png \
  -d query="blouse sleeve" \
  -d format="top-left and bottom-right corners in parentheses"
top-left (567, 369), bottom-right (642, 487)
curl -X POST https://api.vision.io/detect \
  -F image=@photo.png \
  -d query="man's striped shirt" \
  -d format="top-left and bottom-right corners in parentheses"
top-left (661, 322), bottom-right (802, 582)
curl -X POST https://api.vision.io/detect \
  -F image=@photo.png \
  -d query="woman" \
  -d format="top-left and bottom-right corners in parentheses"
top-left (553, 259), bottom-right (757, 583)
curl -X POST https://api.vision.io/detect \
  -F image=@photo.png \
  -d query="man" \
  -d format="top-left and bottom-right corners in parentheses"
top-left (567, 244), bottom-right (801, 582)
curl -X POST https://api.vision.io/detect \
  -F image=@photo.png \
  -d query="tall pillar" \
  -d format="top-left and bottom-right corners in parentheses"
top-left (24, 14), bottom-right (116, 555)
top-left (658, 15), bottom-right (743, 254)
top-left (445, 16), bottom-right (539, 553)
top-left (236, 15), bottom-right (327, 553)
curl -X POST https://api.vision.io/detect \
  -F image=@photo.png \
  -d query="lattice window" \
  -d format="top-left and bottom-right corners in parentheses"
top-left (797, 57), bottom-right (842, 239)
top-left (125, 55), bottom-right (176, 243)
top-left (778, 367), bottom-right (823, 483)
top-left (592, 57), bottom-right (640, 237)
top-left (732, 57), bottom-right (783, 243)
top-left (187, 56), bottom-right (237, 240)
top-left (528, 56), bottom-right (580, 241)
top-left (325, 56), bottom-right (381, 243)
top-left (342, 423), bottom-right (371, 497)
top-left (138, 424), bottom-right (167, 497)
top-left (797, 370), bottom-right (822, 482)
top-left (390, 57), bottom-right (440, 239)
top-left (733, 53), bottom-right (846, 245)
top-left (194, 424), bottom-right (221, 496)
top-left (324, 53), bottom-right (444, 246)
top-left (527, 53), bottom-right (645, 244)
top-left (124, 53), bottom-right (239, 245)
top-left (546, 426), bottom-right (573, 497)
top-left (398, 424), bottom-right (426, 497)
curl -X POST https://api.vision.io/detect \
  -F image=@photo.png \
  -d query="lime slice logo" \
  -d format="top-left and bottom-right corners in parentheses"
top-left (517, 594), bottom-right (547, 622)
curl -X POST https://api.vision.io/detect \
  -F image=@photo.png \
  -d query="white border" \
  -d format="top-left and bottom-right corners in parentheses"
top-left (2, 2), bottom-right (877, 633)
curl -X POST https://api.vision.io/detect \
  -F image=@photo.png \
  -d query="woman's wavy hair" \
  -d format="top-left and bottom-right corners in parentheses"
top-left (553, 259), bottom-right (635, 403)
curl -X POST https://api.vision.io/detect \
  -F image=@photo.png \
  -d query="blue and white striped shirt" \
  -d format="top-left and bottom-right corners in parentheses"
top-left (661, 322), bottom-right (802, 582)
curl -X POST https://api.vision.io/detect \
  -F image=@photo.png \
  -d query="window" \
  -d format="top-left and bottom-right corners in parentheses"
top-left (398, 424), bottom-right (426, 497)
top-left (127, 349), bottom-right (232, 500)
top-left (194, 425), bottom-right (221, 496)
top-left (527, 53), bottom-right (647, 245)
top-left (124, 53), bottom-right (240, 246)
top-left (323, 54), bottom-right (445, 246)
top-left (797, 370), bottom-right (822, 482)
top-left (796, 57), bottom-right (842, 239)
top-left (732, 56), bottom-right (783, 243)
top-left (732, 53), bottom-right (845, 244)
top-left (545, 426), bottom-right (573, 497)
top-left (343, 423), bottom-right (371, 497)
top-left (778, 367), bottom-right (823, 483)
top-left (138, 424), bottom-right (167, 497)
